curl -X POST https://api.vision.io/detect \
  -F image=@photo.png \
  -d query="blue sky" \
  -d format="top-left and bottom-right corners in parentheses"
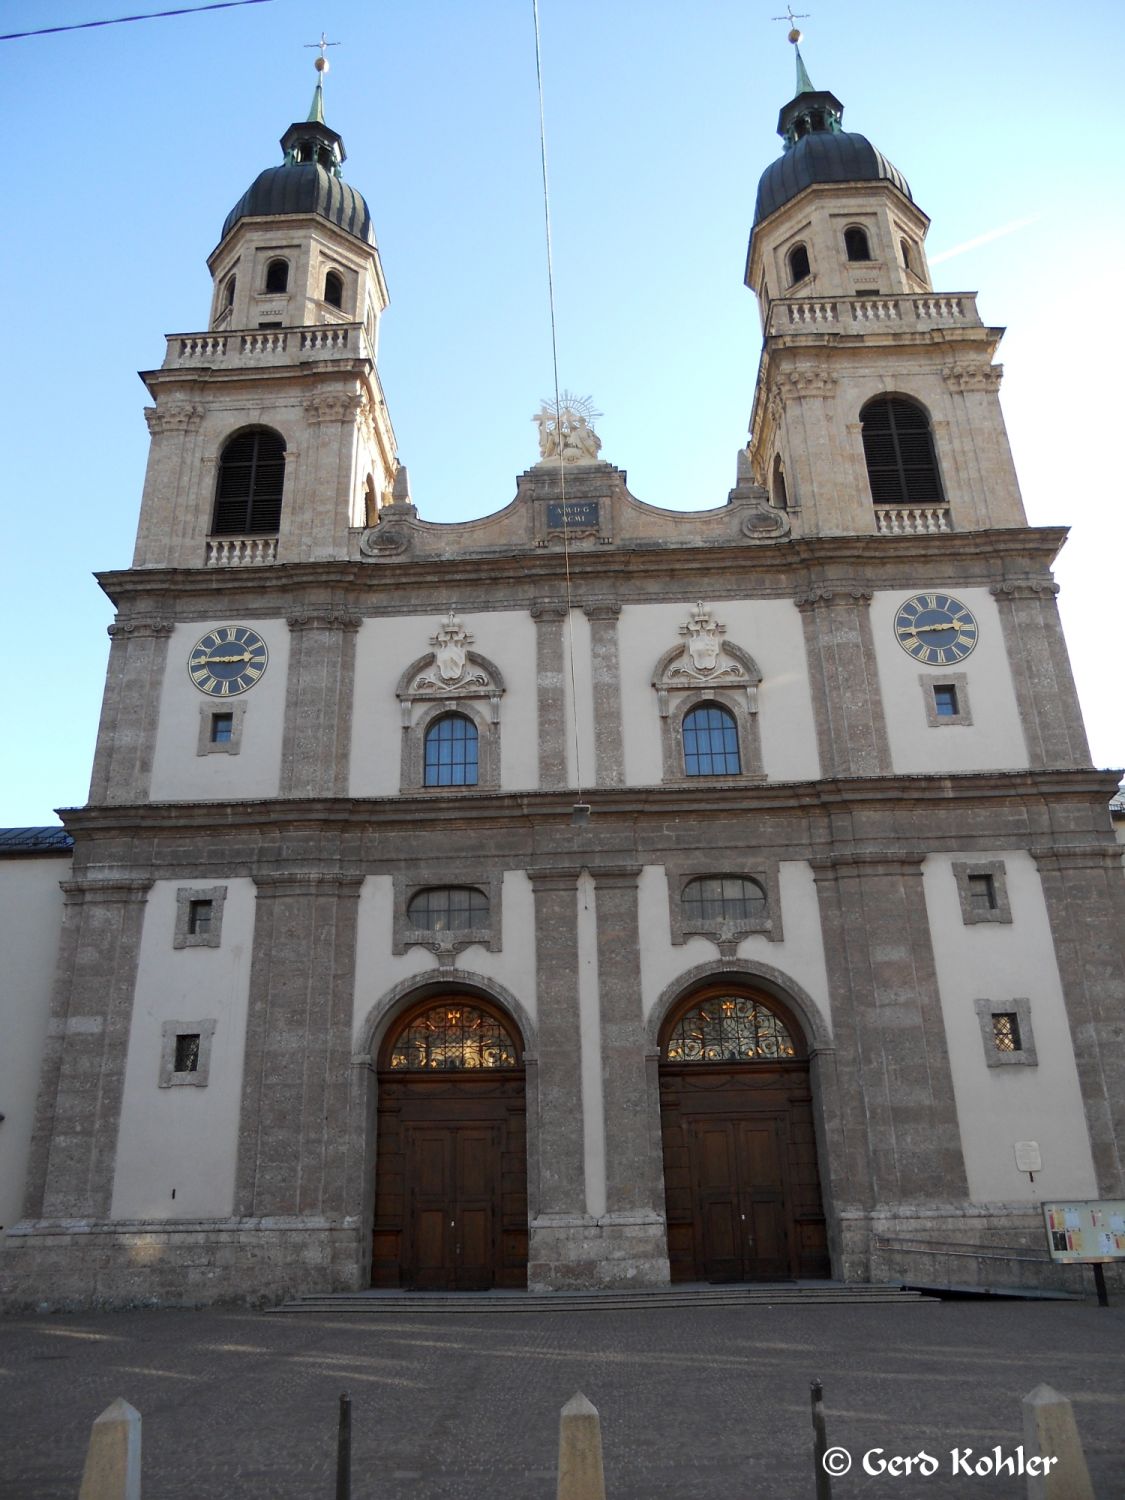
top-left (2, 0), bottom-right (1122, 824)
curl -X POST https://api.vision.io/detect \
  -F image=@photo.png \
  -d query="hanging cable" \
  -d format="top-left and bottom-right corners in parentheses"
top-left (532, 0), bottom-right (586, 811)
top-left (1, 0), bottom-right (274, 43)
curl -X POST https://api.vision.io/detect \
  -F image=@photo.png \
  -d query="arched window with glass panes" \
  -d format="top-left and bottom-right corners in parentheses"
top-left (407, 886), bottom-right (489, 931)
top-left (860, 395), bottom-right (944, 507)
top-left (682, 876), bottom-right (767, 925)
top-left (423, 713), bottom-right (479, 786)
top-left (682, 704), bottom-right (741, 776)
top-left (210, 427), bottom-right (286, 535)
top-left (664, 993), bottom-right (797, 1064)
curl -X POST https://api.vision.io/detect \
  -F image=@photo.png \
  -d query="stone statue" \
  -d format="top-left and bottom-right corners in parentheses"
top-left (534, 395), bottom-right (604, 464)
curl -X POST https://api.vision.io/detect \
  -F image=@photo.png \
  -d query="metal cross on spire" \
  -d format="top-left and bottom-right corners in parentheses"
top-left (772, 6), bottom-right (810, 42)
top-left (304, 31), bottom-right (340, 75)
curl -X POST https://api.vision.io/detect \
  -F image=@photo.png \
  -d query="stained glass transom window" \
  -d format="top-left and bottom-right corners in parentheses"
top-left (682, 705), bottom-right (741, 776)
top-left (389, 1004), bottom-right (519, 1071)
top-left (424, 713), bottom-right (479, 787)
top-left (407, 886), bottom-right (489, 931)
top-left (682, 876), bottom-right (767, 925)
top-left (665, 996), bottom-right (796, 1063)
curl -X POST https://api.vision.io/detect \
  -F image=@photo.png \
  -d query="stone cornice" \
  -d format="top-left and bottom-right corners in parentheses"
top-left (55, 767), bottom-right (1123, 854)
top-left (96, 527), bottom-right (1072, 617)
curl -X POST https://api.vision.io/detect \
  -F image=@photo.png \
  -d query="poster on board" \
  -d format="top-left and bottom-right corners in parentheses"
top-left (1042, 1201), bottom-right (1125, 1262)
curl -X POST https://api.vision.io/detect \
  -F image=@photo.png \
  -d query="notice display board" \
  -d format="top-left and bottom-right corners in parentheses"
top-left (1042, 1201), bottom-right (1125, 1263)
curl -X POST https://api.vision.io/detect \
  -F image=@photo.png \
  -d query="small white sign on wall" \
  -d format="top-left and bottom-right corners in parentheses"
top-left (1014, 1141), bottom-right (1042, 1174)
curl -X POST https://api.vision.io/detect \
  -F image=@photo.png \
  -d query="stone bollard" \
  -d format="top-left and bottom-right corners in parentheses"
top-left (1021, 1384), bottom-right (1094, 1500)
top-left (78, 1398), bottom-right (141, 1500)
top-left (557, 1392), bottom-right (606, 1500)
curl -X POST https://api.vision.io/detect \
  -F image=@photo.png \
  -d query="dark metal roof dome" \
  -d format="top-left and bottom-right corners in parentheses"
top-left (752, 46), bottom-right (912, 226)
top-left (219, 80), bottom-right (377, 248)
top-left (755, 129), bottom-right (912, 224)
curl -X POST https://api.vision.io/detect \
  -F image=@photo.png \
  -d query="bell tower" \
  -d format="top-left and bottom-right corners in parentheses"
top-left (745, 37), bottom-right (1025, 538)
top-left (133, 67), bottom-right (396, 569)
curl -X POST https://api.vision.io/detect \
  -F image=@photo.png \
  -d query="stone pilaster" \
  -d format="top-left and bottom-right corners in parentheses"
top-left (526, 867), bottom-right (591, 1285)
top-left (811, 853), bottom-right (967, 1217)
top-left (591, 866), bottom-right (660, 1215)
top-left (88, 620), bottom-right (175, 805)
top-left (992, 582), bottom-right (1091, 768)
top-left (796, 587), bottom-right (891, 777)
top-left (235, 872), bottom-right (363, 1218)
top-left (1031, 844), bottom-right (1125, 1196)
top-left (583, 602), bottom-right (625, 788)
top-left (25, 878), bottom-right (152, 1220)
top-left (531, 601), bottom-right (569, 789)
top-left (280, 611), bottom-right (362, 797)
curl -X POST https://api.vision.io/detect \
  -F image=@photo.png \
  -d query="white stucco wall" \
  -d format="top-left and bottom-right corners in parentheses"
top-left (0, 854), bottom-right (67, 1234)
top-left (923, 851), bottom-right (1097, 1204)
top-left (349, 611), bottom-right (539, 797)
top-left (636, 860), bottom-right (832, 1040)
top-left (149, 621), bottom-right (290, 801)
top-left (870, 587), bottom-right (1027, 774)
top-left (616, 600), bottom-right (821, 785)
top-left (351, 870), bottom-right (538, 1051)
top-left (111, 878), bottom-right (255, 1220)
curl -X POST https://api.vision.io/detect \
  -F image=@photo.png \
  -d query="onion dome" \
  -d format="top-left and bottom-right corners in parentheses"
top-left (220, 80), bottom-right (376, 246)
top-left (753, 46), bottom-right (912, 225)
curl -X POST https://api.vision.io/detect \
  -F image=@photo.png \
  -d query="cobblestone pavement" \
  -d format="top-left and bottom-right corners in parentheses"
top-left (1, 1298), bottom-right (1123, 1498)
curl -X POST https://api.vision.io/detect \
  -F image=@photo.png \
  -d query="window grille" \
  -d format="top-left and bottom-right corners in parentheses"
top-left (174, 1034), bottom-right (201, 1073)
top-left (388, 1004), bottom-right (518, 1071)
top-left (666, 996), bottom-right (795, 1063)
top-left (682, 705), bottom-right (741, 776)
top-left (992, 1013), bottom-right (1021, 1053)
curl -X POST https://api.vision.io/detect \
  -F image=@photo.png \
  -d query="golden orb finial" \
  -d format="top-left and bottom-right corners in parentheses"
top-left (789, 26), bottom-right (802, 44)
top-left (315, 54), bottom-right (329, 75)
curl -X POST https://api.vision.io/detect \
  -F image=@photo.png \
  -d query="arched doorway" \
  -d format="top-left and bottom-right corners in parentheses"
top-left (659, 984), bottom-right (829, 1283)
top-left (372, 995), bottom-right (528, 1290)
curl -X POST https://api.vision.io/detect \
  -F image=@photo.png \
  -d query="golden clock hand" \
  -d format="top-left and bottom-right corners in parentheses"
top-left (203, 652), bottom-right (253, 664)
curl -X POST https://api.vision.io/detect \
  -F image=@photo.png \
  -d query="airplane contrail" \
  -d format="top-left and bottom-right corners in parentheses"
top-left (928, 215), bottom-right (1040, 266)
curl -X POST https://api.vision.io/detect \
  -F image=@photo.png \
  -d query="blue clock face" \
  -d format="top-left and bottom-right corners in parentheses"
top-left (894, 593), bottom-right (978, 665)
top-left (188, 625), bottom-right (268, 696)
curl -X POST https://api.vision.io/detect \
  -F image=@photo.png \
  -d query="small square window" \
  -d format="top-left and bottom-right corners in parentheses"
top-left (160, 1019), bottom-right (216, 1086)
top-left (921, 672), bottom-right (972, 728)
top-left (991, 1013), bottom-right (1021, 1053)
top-left (933, 684), bottom-right (959, 717)
top-left (198, 702), bottom-right (245, 756)
top-left (187, 899), bottom-right (213, 936)
top-left (173, 885), bottom-right (227, 948)
top-left (968, 873), bottom-right (997, 913)
top-left (174, 1033), bottom-right (201, 1072)
top-left (210, 713), bottom-right (234, 745)
top-left (975, 997), bottom-right (1036, 1067)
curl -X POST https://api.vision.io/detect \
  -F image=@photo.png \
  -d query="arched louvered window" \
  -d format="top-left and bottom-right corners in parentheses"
top-left (265, 259), bottom-right (289, 294)
top-left (772, 453), bottom-right (789, 510)
top-left (787, 244), bottom-right (811, 285)
top-left (211, 428), bottom-right (286, 535)
top-left (900, 238), bottom-right (913, 272)
top-left (407, 886), bottom-right (490, 931)
top-left (682, 877), bottom-right (767, 924)
top-left (324, 270), bottom-right (344, 308)
top-left (223, 274), bottom-right (236, 309)
top-left (682, 704), bottom-right (741, 777)
top-left (424, 713), bottom-right (479, 787)
top-left (861, 396), bottom-right (944, 507)
top-left (844, 226), bottom-right (872, 261)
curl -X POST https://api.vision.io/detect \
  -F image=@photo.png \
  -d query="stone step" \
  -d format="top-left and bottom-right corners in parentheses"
top-left (268, 1283), bottom-right (932, 1315)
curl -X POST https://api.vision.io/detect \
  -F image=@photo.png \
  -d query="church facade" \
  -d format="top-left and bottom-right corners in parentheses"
top-left (3, 53), bottom-right (1123, 1307)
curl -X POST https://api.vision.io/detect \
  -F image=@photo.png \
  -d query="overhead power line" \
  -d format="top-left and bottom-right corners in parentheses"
top-left (1, 0), bottom-right (274, 43)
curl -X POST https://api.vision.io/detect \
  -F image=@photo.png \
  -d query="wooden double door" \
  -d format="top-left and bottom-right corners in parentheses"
top-left (661, 1064), bottom-right (829, 1282)
top-left (372, 1072), bottom-right (528, 1290)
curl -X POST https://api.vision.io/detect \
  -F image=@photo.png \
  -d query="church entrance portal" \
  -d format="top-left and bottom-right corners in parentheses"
top-left (659, 985), bottom-right (829, 1282)
top-left (372, 998), bottom-right (528, 1290)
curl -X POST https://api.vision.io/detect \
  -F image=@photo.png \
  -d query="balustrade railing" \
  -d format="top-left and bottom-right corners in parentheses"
top-left (205, 536), bottom-right (278, 567)
top-left (166, 323), bottom-right (366, 368)
top-left (874, 505), bottom-right (951, 535)
top-left (772, 291), bottom-right (977, 337)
